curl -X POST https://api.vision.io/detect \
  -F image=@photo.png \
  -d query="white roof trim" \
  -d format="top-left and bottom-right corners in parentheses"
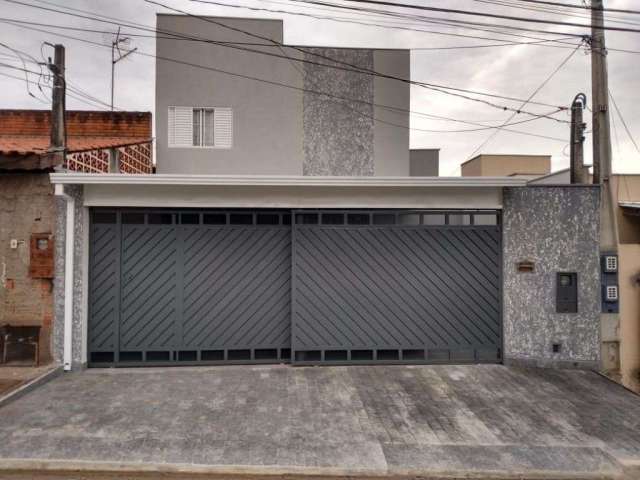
top-left (49, 173), bottom-right (527, 187)
top-left (620, 201), bottom-right (640, 209)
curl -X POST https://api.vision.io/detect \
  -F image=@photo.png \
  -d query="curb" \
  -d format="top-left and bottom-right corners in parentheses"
top-left (0, 365), bottom-right (63, 409)
top-left (0, 458), bottom-right (626, 480)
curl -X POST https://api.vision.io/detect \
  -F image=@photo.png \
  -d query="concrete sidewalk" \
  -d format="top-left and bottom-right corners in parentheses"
top-left (0, 365), bottom-right (639, 479)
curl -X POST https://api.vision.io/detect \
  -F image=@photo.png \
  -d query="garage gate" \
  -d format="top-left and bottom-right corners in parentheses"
top-left (88, 209), bottom-right (502, 366)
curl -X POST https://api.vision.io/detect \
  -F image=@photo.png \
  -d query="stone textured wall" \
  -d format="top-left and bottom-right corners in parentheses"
top-left (0, 173), bottom-right (56, 363)
top-left (503, 186), bottom-right (601, 369)
top-left (53, 184), bottom-right (86, 367)
top-left (303, 48), bottom-right (374, 176)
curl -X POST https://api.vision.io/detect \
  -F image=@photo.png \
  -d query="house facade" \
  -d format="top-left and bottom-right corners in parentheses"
top-left (50, 15), bottom-right (601, 372)
top-left (0, 110), bottom-right (152, 364)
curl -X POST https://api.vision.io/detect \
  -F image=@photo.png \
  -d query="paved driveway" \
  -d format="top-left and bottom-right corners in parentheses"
top-left (0, 365), bottom-right (639, 479)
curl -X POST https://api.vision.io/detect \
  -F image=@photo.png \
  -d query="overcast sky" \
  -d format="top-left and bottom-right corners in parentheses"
top-left (1, 0), bottom-right (638, 175)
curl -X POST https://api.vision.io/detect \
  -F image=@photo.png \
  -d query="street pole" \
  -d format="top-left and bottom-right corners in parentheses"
top-left (47, 43), bottom-right (66, 168)
top-left (570, 93), bottom-right (587, 184)
top-left (591, 0), bottom-right (620, 377)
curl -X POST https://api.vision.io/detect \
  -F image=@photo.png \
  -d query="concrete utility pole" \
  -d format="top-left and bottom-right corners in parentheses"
top-left (570, 93), bottom-right (587, 184)
top-left (47, 43), bottom-right (66, 168)
top-left (591, 0), bottom-right (620, 376)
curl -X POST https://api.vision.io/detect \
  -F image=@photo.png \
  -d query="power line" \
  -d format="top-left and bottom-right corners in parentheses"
top-left (466, 41), bottom-right (581, 159)
top-left (609, 88), bottom-right (640, 156)
top-left (1, 0), bottom-right (573, 118)
top-left (147, 0), bottom-right (571, 119)
top-left (0, 60), bottom-right (567, 140)
top-left (0, 70), bottom-right (118, 110)
top-left (325, 0), bottom-right (640, 32)
top-left (186, 0), bottom-right (583, 47)
top-left (512, 0), bottom-right (640, 15)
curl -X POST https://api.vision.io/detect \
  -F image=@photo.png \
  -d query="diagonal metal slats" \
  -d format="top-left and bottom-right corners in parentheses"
top-left (292, 225), bottom-right (502, 361)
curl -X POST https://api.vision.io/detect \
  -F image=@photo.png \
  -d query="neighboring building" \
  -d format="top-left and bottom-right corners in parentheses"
top-left (461, 154), bottom-right (551, 179)
top-left (409, 148), bottom-right (439, 176)
top-left (50, 15), bottom-right (601, 375)
top-left (0, 110), bottom-right (152, 364)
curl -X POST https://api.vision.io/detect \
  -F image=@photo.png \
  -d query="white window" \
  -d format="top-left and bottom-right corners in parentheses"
top-left (168, 106), bottom-right (233, 149)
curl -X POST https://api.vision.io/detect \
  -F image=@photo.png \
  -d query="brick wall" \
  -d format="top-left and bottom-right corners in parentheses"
top-left (0, 173), bottom-right (56, 363)
top-left (0, 110), bottom-right (151, 138)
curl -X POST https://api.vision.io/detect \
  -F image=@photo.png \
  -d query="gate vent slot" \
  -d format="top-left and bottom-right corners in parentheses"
top-left (377, 349), bottom-right (400, 361)
top-left (255, 349), bottom-right (278, 360)
top-left (295, 350), bottom-right (321, 362)
top-left (282, 214), bottom-right (292, 225)
top-left (322, 213), bottom-right (345, 225)
top-left (180, 213), bottom-right (200, 225)
top-left (296, 213), bottom-right (318, 225)
top-left (474, 214), bottom-right (498, 226)
top-left (178, 351), bottom-right (197, 361)
top-left (402, 349), bottom-right (424, 360)
top-left (347, 213), bottom-right (370, 225)
top-left (352, 350), bottom-right (374, 361)
top-left (228, 349), bottom-right (251, 360)
top-left (203, 213), bottom-right (227, 225)
top-left (428, 349), bottom-right (450, 361)
top-left (93, 212), bottom-right (116, 224)
top-left (398, 214), bottom-right (420, 225)
top-left (147, 351), bottom-right (171, 362)
top-left (280, 348), bottom-right (291, 359)
top-left (447, 214), bottom-right (471, 226)
top-left (122, 213), bottom-right (145, 224)
top-left (372, 213), bottom-right (395, 225)
top-left (90, 352), bottom-right (114, 363)
top-left (325, 350), bottom-right (348, 361)
top-left (120, 351), bottom-right (143, 362)
top-left (423, 214), bottom-right (446, 225)
top-left (201, 350), bottom-right (224, 361)
top-left (257, 214), bottom-right (280, 225)
top-left (230, 213), bottom-right (253, 225)
top-left (148, 213), bottom-right (173, 225)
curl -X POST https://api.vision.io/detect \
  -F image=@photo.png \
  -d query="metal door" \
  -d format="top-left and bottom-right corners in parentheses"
top-left (88, 209), bottom-right (292, 366)
top-left (291, 210), bottom-right (502, 364)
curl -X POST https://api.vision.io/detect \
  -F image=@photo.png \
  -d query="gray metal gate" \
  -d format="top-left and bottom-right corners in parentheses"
top-left (88, 210), bottom-right (292, 366)
top-left (291, 210), bottom-right (502, 364)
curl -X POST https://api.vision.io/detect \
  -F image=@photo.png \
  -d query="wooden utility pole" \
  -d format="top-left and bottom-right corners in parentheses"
top-left (570, 93), bottom-right (587, 184)
top-left (48, 43), bottom-right (66, 168)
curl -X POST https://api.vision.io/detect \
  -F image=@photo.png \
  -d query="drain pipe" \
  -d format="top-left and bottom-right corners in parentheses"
top-left (54, 184), bottom-right (74, 371)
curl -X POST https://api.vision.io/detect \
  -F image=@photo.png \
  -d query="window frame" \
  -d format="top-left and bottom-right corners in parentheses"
top-left (168, 106), bottom-right (233, 150)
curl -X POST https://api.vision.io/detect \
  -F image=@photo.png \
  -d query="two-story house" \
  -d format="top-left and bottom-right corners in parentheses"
top-left (50, 15), bottom-right (603, 375)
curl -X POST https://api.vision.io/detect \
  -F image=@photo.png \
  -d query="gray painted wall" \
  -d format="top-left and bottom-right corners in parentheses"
top-left (502, 186), bottom-right (601, 369)
top-left (155, 15), bottom-right (409, 176)
top-left (410, 149), bottom-right (439, 176)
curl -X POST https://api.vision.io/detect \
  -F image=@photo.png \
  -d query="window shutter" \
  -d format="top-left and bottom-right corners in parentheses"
top-left (168, 106), bottom-right (193, 147)
top-left (214, 108), bottom-right (233, 148)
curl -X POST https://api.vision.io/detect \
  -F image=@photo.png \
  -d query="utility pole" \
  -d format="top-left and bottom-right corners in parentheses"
top-left (591, 0), bottom-right (620, 377)
top-left (111, 27), bottom-right (137, 110)
top-left (570, 93), bottom-right (587, 184)
top-left (47, 43), bottom-right (66, 168)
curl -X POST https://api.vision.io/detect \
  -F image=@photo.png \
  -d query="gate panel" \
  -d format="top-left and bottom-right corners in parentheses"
top-left (292, 211), bottom-right (502, 364)
top-left (88, 210), bottom-right (292, 366)
top-left (181, 226), bottom-right (291, 354)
